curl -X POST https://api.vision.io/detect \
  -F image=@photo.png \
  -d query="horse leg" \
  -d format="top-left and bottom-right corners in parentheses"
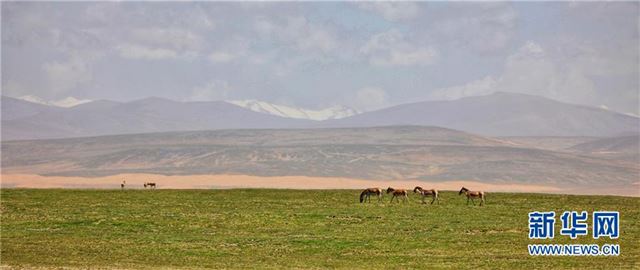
top-left (430, 196), bottom-right (435, 205)
top-left (471, 198), bottom-right (476, 206)
top-left (467, 197), bottom-right (470, 205)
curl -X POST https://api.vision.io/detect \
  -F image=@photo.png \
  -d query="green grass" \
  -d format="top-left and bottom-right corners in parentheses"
top-left (1, 189), bottom-right (638, 269)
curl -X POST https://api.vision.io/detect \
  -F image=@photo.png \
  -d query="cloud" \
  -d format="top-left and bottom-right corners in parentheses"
top-left (431, 41), bottom-right (600, 109)
top-left (127, 28), bottom-right (203, 52)
top-left (254, 16), bottom-right (338, 53)
top-left (187, 80), bottom-right (231, 101)
top-left (357, 2), bottom-right (420, 21)
top-left (3, 2), bottom-right (637, 115)
top-left (207, 37), bottom-right (252, 64)
top-left (116, 44), bottom-right (179, 60)
top-left (430, 76), bottom-right (498, 100)
top-left (114, 27), bottom-right (203, 60)
top-left (499, 41), bottom-right (600, 106)
top-left (2, 80), bottom-right (30, 97)
top-left (431, 3), bottom-right (517, 53)
top-left (208, 51), bottom-right (237, 63)
top-left (354, 87), bottom-right (389, 111)
top-left (360, 29), bottom-right (437, 67)
top-left (296, 27), bottom-right (337, 53)
top-left (42, 52), bottom-right (94, 94)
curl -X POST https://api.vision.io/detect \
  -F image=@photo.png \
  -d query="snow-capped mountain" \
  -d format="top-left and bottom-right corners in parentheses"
top-left (227, 100), bottom-right (360, 121)
top-left (17, 95), bottom-right (92, 108)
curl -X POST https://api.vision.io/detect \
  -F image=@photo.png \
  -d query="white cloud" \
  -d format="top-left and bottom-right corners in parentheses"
top-left (116, 44), bottom-right (179, 60)
top-left (357, 2), bottom-right (420, 21)
top-left (432, 3), bottom-right (517, 53)
top-left (354, 87), bottom-right (389, 111)
top-left (296, 27), bottom-right (337, 53)
top-left (42, 53), bottom-right (93, 94)
top-left (113, 28), bottom-right (203, 61)
top-left (431, 41), bottom-right (600, 108)
top-left (187, 80), bottom-right (231, 102)
top-left (128, 28), bottom-right (203, 51)
top-left (360, 29), bottom-right (437, 67)
top-left (430, 76), bottom-right (498, 100)
top-left (522, 41), bottom-right (544, 55)
top-left (208, 51), bottom-right (237, 63)
top-left (254, 16), bottom-right (338, 53)
top-left (2, 80), bottom-right (30, 97)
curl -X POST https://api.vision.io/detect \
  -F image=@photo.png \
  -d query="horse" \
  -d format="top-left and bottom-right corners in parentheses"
top-left (413, 186), bottom-right (439, 204)
top-left (459, 187), bottom-right (485, 206)
top-left (144, 182), bottom-right (157, 189)
top-left (121, 180), bottom-right (126, 190)
top-left (359, 187), bottom-right (383, 203)
top-left (386, 187), bottom-right (408, 203)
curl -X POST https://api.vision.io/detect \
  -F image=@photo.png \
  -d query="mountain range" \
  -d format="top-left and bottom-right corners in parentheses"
top-left (2, 92), bottom-right (638, 140)
top-left (325, 92), bottom-right (639, 137)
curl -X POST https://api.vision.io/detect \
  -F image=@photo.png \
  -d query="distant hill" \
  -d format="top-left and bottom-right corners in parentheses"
top-left (569, 135), bottom-right (639, 154)
top-left (3, 92), bottom-right (638, 140)
top-left (2, 126), bottom-right (637, 186)
top-left (1, 96), bottom-right (60, 121)
top-left (499, 136), bottom-right (598, 151)
top-left (325, 92), bottom-right (639, 137)
top-left (1, 97), bottom-right (311, 140)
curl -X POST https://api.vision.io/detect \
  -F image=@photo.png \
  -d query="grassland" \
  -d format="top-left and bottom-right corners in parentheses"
top-left (1, 189), bottom-right (638, 269)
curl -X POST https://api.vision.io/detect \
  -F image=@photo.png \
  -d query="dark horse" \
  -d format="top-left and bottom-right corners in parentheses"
top-left (386, 187), bottom-right (408, 203)
top-left (359, 187), bottom-right (383, 203)
top-left (413, 186), bottom-right (439, 204)
top-left (459, 187), bottom-right (485, 206)
top-left (144, 182), bottom-right (157, 189)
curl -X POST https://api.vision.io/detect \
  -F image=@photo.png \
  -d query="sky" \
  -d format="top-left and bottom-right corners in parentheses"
top-left (2, 2), bottom-right (639, 115)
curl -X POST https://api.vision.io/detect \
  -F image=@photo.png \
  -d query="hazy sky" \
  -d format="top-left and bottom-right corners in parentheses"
top-left (2, 2), bottom-right (638, 114)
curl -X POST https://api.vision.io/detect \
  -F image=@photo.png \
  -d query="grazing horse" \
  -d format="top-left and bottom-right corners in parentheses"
top-left (359, 187), bottom-right (383, 203)
top-left (144, 182), bottom-right (157, 189)
top-left (386, 187), bottom-right (408, 203)
top-left (413, 186), bottom-right (439, 205)
top-left (459, 187), bottom-right (485, 206)
top-left (121, 180), bottom-right (126, 190)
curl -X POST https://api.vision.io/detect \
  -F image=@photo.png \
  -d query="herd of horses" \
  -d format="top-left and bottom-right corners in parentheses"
top-left (360, 186), bottom-right (486, 206)
top-left (119, 180), bottom-right (484, 205)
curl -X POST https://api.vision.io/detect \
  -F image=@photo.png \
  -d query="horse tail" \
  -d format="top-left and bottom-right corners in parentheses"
top-left (360, 190), bottom-right (366, 203)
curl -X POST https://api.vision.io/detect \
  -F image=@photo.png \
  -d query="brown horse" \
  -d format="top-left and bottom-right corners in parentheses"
top-left (386, 187), bottom-right (408, 203)
top-left (459, 187), bottom-right (485, 206)
top-left (144, 182), bottom-right (157, 189)
top-left (413, 186), bottom-right (439, 204)
top-left (121, 180), bottom-right (126, 190)
top-left (360, 187), bottom-right (383, 203)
